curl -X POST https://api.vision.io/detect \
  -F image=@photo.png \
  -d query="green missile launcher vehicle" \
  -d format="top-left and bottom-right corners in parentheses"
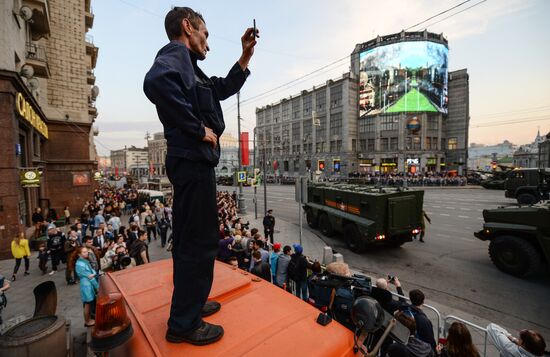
top-left (475, 202), bottom-right (550, 277)
top-left (303, 182), bottom-right (424, 252)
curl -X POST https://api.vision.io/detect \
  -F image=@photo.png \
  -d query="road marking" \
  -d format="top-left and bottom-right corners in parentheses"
top-left (459, 208), bottom-right (470, 211)
top-left (445, 206), bottom-right (454, 209)
top-left (432, 205), bottom-right (441, 208)
top-left (458, 215), bottom-right (470, 219)
top-left (436, 233), bottom-right (451, 238)
top-left (425, 212), bottom-right (434, 215)
top-left (476, 217), bottom-right (484, 220)
top-left (440, 213), bottom-right (450, 216)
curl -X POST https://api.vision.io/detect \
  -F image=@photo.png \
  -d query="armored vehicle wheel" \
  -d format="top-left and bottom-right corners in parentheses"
top-left (306, 209), bottom-right (318, 229)
top-left (344, 223), bottom-right (366, 253)
top-left (318, 213), bottom-right (335, 237)
top-left (488, 235), bottom-right (542, 277)
top-left (517, 193), bottom-right (537, 205)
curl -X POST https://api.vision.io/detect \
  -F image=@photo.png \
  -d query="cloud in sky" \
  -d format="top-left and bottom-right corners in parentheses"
top-left (93, 0), bottom-right (549, 156)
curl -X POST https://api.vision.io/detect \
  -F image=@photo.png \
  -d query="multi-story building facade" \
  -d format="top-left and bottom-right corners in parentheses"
top-left (0, 0), bottom-right (98, 257)
top-left (255, 31), bottom-right (470, 176)
top-left (110, 146), bottom-right (149, 177)
top-left (217, 133), bottom-right (239, 175)
top-left (513, 130), bottom-right (546, 168)
top-left (147, 132), bottom-right (167, 177)
top-left (255, 73), bottom-right (358, 177)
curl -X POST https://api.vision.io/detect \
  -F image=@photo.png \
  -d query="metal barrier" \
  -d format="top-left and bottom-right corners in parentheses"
top-left (389, 291), bottom-right (443, 342)
top-left (444, 315), bottom-right (489, 357)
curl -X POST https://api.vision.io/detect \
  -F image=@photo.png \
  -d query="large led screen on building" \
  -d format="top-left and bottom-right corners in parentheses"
top-left (359, 41), bottom-right (448, 116)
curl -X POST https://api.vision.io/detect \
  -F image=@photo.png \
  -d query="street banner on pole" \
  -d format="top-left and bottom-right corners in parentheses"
top-left (240, 132), bottom-right (249, 166)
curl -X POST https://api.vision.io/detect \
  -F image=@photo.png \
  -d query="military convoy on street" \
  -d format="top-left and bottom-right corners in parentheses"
top-left (303, 183), bottom-right (424, 252)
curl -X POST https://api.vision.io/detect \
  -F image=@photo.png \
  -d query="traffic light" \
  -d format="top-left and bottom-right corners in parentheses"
top-left (333, 160), bottom-right (341, 173)
top-left (318, 160), bottom-right (325, 171)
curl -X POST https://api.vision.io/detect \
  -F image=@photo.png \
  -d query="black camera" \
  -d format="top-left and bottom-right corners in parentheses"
top-left (387, 275), bottom-right (396, 283)
top-left (113, 252), bottom-right (131, 271)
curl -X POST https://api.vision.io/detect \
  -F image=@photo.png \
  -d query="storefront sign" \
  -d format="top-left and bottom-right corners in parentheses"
top-left (73, 172), bottom-right (90, 186)
top-left (15, 92), bottom-right (49, 139)
top-left (20, 169), bottom-right (41, 188)
top-left (406, 158), bottom-right (420, 165)
top-left (381, 163), bottom-right (397, 167)
top-left (427, 158), bottom-right (437, 165)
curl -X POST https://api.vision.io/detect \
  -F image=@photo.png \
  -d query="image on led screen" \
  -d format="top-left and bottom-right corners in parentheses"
top-left (359, 41), bottom-right (448, 116)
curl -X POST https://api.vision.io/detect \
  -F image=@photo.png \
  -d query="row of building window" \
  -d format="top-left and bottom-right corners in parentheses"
top-left (256, 85), bottom-right (343, 125)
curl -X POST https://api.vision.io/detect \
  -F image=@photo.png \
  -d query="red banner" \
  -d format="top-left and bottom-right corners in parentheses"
top-left (115, 166), bottom-right (119, 177)
top-left (240, 132), bottom-right (249, 166)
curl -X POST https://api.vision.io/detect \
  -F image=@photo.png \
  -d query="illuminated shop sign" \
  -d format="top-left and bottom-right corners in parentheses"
top-left (15, 92), bottom-right (49, 139)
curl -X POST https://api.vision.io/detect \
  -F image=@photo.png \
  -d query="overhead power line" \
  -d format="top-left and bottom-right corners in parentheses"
top-left (413, 0), bottom-right (488, 31)
top-left (404, 0), bottom-right (472, 31)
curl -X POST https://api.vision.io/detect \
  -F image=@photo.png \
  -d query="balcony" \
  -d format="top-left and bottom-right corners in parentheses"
top-left (85, 8), bottom-right (94, 31)
top-left (87, 69), bottom-right (96, 85)
top-left (85, 34), bottom-right (99, 69)
top-left (25, 42), bottom-right (50, 78)
top-left (22, 0), bottom-right (51, 40)
top-left (88, 103), bottom-right (98, 119)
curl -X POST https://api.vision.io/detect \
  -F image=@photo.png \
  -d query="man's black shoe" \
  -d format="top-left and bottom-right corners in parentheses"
top-left (166, 321), bottom-right (224, 345)
top-left (201, 301), bottom-right (221, 317)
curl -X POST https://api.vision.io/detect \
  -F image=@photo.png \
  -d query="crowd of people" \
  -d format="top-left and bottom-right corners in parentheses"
top-left (5, 185), bottom-right (173, 327)
top-left (1, 184), bottom-right (547, 355)
top-left (346, 173), bottom-right (469, 187)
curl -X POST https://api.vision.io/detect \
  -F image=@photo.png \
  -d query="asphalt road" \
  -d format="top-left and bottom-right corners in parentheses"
top-left (220, 184), bottom-right (550, 336)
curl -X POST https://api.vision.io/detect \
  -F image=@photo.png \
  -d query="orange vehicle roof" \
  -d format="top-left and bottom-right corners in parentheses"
top-left (102, 259), bottom-right (357, 357)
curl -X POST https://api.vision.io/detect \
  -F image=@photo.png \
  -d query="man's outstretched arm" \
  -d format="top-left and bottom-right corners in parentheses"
top-left (211, 28), bottom-right (257, 101)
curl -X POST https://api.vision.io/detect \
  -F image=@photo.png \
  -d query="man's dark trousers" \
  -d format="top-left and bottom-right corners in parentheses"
top-left (167, 157), bottom-right (219, 333)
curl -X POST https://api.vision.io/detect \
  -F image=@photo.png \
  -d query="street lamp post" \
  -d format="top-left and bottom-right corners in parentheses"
top-left (237, 92), bottom-right (246, 214)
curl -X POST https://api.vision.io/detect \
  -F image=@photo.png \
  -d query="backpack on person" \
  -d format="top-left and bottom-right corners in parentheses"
top-left (287, 257), bottom-right (298, 281)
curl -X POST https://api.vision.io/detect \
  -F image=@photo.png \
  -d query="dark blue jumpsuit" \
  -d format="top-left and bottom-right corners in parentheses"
top-left (144, 41), bottom-right (249, 333)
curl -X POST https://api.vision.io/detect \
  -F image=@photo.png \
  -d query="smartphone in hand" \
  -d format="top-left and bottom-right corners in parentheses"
top-left (253, 19), bottom-right (258, 38)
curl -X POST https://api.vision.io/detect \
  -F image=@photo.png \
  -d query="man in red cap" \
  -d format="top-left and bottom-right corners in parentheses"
top-left (270, 243), bottom-right (282, 285)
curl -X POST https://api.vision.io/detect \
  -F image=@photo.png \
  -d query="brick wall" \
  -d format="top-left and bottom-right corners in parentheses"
top-left (0, 87), bottom-right (24, 258)
top-left (43, 0), bottom-right (89, 123)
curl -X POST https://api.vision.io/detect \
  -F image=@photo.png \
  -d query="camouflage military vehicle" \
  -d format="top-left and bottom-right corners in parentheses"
top-left (474, 203), bottom-right (550, 277)
top-left (504, 168), bottom-right (550, 204)
top-left (303, 183), bottom-right (424, 252)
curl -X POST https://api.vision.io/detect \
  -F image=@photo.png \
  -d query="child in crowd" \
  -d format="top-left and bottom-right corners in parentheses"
top-left (37, 243), bottom-right (49, 274)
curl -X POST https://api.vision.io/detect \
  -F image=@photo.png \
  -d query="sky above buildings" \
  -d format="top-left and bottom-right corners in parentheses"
top-left (92, 0), bottom-right (550, 155)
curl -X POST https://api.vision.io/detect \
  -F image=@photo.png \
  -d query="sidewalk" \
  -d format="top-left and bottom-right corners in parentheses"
top-left (0, 223), bottom-right (172, 357)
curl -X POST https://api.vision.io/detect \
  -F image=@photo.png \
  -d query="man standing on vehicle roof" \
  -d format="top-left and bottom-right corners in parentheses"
top-left (143, 7), bottom-right (257, 346)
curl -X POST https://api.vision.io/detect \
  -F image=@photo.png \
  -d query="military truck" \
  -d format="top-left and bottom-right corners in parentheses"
top-left (303, 183), bottom-right (424, 252)
top-left (474, 203), bottom-right (550, 277)
top-left (504, 168), bottom-right (550, 204)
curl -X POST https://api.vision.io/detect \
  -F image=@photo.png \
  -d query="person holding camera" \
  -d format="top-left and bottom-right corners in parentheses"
top-left (370, 275), bottom-right (406, 315)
